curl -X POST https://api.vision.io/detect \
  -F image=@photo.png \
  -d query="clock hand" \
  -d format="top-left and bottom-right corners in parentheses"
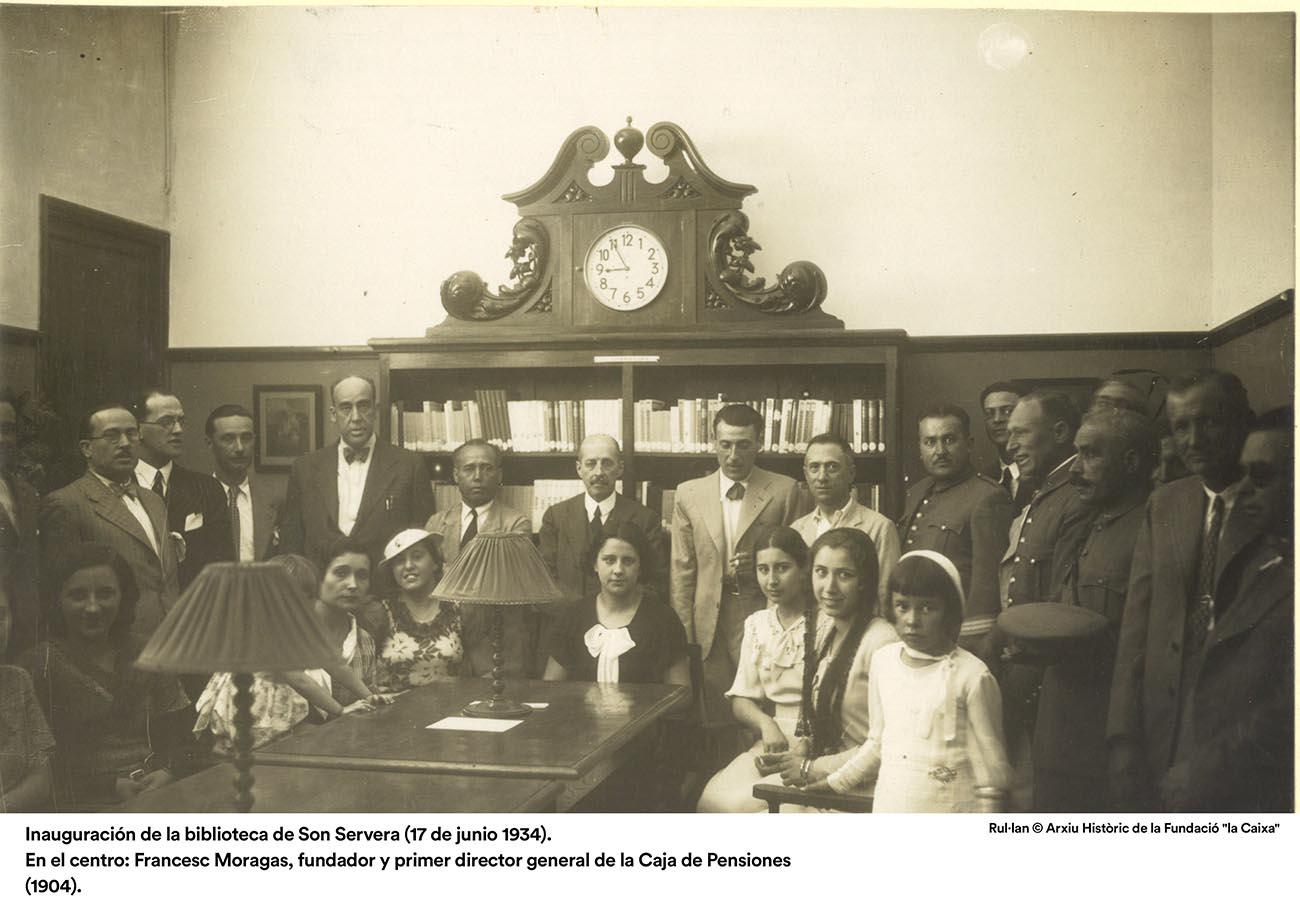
top-left (612, 244), bottom-right (629, 268)
top-left (602, 266), bottom-right (629, 272)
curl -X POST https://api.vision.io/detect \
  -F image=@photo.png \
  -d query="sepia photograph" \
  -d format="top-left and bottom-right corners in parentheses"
top-left (0, 0), bottom-right (1293, 843)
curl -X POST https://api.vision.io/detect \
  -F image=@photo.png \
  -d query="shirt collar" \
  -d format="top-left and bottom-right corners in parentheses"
top-left (461, 499), bottom-right (493, 522)
top-left (585, 492), bottom-right (617, 520)
top-left (719, 471), bottom-right (751, 500)
top-left (134, 459), bottom-right (172, 488)
top-left (338, 434), bottom-right (377, 466)
top-left (1203, 480), bottom-right (1242, 510)
top-left (215, 473), bottom-right (251, 493)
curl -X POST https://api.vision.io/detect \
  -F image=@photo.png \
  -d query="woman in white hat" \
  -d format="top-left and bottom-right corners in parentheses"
top-left (369, 528), bottom-right (463, 692)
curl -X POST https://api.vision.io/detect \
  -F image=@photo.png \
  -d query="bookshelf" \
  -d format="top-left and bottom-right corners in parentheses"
top-left (372, 326), bottom-right (904, 518)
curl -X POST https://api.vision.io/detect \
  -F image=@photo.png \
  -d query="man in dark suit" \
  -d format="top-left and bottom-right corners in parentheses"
top-left (279, 375), bottom-right (435, 570)
top-left (980, 380), bottom-right (1034, 510)
top-left (1033, 407), bottom-right (1153, 811)
top-left (205, 404), bottom-right (283, 561)
top-left (898, 403), bottom-right (1014, 650)
top-left (0, 392), bottom-right (40, 654)
top-left (540, 433), bottom-right (668, 601)
top-left (1108, 369), bottom-right (1256, 810)
top-left (132, 389), bottom-right (233, 589)
top-left (1157, 406), bottom-right (1292, 812)
top-left (671, 404), bottom-right (802, 696)
top-left (40, 404), bottom-right (180, 635)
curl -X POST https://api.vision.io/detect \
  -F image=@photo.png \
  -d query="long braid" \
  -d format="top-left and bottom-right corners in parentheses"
top-left (794, 591), bottom-right (819, 739)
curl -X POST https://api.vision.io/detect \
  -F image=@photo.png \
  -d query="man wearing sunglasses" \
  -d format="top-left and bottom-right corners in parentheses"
top-left (132, 389), bottom-right (233, 590)
top-left (39, 403), bottom-right (180, 636)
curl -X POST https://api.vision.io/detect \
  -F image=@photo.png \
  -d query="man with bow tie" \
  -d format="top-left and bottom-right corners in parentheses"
top-left (279, 375), bottom-right (435, 570)
top-left (39, 404), bottom-right (179, 635)
top-left (671, 404), bottom-right (801, 696)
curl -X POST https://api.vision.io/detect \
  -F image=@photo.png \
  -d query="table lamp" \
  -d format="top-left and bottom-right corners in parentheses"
top-left (136, 562), bottom-right (341, 812)
top-left (433, 531), bottom-right (565, 719)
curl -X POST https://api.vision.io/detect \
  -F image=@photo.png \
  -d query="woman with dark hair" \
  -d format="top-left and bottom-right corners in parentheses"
top-left (697, 527), bottom-right (829, 812)
top-left (368, 528), bottom-right (462, 691)
top-left (544, 523), bottom-right (688, 685)
top-left (16, 543), bottom-right (189, 808)
top-left (806, 551), bottom-right (1011, 811)
top-left (774, 527), bottom-right (898, 794)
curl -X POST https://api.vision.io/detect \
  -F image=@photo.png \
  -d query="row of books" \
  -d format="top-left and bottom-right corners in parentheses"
top-left (393, 395), bottom-right (887, 455)
top-left (392, 395), bottom-right (622, 452)
top-left (430, 481), bottom-right (882, 529)
top-left (633, 397), bottom-right (887, 454)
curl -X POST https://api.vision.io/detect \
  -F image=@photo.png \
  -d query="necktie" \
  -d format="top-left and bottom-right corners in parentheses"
top-left (726, 482), bottom-right (745, 501)
top-left (589, 507), bottom-right (603, 550)
top-left (151, 471), bottom-right (165, 499)
top-left (1186, 495), bottom-right (1225, 652)
top-left (1000, 465), bottom-right (1014, 495)
top-left (461, 508), bottom-right (478, 548)
top-left (227, 484), bottom-right (242, 561)
top-left (343, 446), bottom-right (369, 465)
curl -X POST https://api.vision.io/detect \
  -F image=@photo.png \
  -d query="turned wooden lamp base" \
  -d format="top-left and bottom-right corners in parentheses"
top-left (463, 604), bottom-right (533, 720)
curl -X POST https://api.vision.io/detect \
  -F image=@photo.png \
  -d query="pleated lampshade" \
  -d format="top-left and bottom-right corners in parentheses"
top-left (433, 532), bottom-right (565, 606)
top-left (136, 562), bottom-right (341, 674)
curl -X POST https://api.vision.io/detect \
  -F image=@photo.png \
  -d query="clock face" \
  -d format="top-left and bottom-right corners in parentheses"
top-left (583, 225), bottom-right (668, 311)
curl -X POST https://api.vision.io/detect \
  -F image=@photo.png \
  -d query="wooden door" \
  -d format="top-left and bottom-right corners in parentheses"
top-left (39, 196), bottom-right (169, 490)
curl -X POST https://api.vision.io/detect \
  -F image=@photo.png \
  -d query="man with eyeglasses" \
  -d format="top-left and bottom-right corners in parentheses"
top-left (980, 380), bottom-right (1034, 510)
top-left (280, 374), bottom-right (434, 569)
top-left (132, 389), bottom-right (233, 589)
top-left (39, 404), bottom-right (179, 635)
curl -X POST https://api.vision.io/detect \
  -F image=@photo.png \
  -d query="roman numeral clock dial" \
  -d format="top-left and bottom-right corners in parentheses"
top-left (583, 225), bottom-right (668, 312)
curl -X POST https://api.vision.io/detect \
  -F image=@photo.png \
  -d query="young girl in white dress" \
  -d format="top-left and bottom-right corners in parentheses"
top-left (696, 528), bottom-right (829, 812)
top-left (806, 550), bottom-right (1011, 812)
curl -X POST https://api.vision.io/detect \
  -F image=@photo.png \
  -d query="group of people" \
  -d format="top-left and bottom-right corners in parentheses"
top-left (0, 366), bottom-right (1291, 814)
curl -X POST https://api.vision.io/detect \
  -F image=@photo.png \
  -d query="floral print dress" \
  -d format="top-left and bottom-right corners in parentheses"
top-left (372, 598), bottom-right (463, 692)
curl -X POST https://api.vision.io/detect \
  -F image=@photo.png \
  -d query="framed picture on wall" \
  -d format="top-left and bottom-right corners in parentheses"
top-left (253, 385), bottom-right (323, 471)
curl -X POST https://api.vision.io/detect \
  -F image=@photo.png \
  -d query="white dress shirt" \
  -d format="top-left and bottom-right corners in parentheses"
top-left (460, 500), bottom-right (495, 540)
top-left (999, 459), bottom-right (1021, 500)
top-left (812, 495), bottom-right (853, 539)
top-left (92, 470), bottom-right (159, 555)
top-left (134, 459), bottom-right (174, 498)
top-left (718, 472), bottom-right (750, 563)
top-left (337, 436), bottom-right (376, 536)
top-left (218, 474), bottom-right (255, 562)
top-left (585, 492), bottom-right (617, 524)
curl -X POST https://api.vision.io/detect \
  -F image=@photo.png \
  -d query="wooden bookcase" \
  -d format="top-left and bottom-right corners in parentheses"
top-left (372, 326), bottom-right (904, 518)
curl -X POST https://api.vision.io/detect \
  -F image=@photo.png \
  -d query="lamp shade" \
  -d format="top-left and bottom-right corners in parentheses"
top-left (432, 532), bottom-right (566, 606)
top-left (136, 562), bottom-right (341, 674)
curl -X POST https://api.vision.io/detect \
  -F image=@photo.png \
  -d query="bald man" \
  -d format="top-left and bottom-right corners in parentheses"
top-left (279, 375), bottom-right (435, 568)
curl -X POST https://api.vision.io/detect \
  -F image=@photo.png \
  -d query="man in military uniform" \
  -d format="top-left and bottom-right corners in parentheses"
top-left (991, 390), bottom-right (1093, 809)
top-left (1033, 408), bottom-right (1153, 811)
top-left (898, 404), bottom-right (1014, 650)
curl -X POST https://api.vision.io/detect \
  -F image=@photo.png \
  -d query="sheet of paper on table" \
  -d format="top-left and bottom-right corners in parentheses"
top-left (427, 716), bottom-right (523, 732)
top-left (522, 702), bottom-right (550, 709)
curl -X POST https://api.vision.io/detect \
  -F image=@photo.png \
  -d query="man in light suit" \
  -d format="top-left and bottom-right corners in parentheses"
top-left (206, 404), bottom-right (283, 561)
top-left (1108, 369), bottom-right (1258, 810)
top-left (132, 388), bottom-right (233, 589)
top-left (671, 404), bottom-right (801, 696)
top-left (279, 375), bottom-right (435, 570)
top-left (39, 404), bottom-right (179, 635)
top-left (425, 440), bottom-right (533, 677)
top-left (0, 392), bottom-right (40, 654)
top-left (791, 432), bottom-right (899, 604)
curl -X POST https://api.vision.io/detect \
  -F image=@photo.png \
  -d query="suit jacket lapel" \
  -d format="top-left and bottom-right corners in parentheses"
top-left (1210, 543), bottom-right (1289, 645)
top-left (1214, 496), bottom-right (1263, 590)
top-left (703, 472), bottom-right (726, 556)
top-left (249, 474), bottom-right (274, 558)
top-left (1170, 482), bottom-right (1207, 602)
top-left (353, 441), bottom-right (396, 530)
top-left (733, 469), bottom-right (772, 543)
top-left (318, 444), bottom-right (341, 530)
top-left (83, 475), bottom-right (158, 558)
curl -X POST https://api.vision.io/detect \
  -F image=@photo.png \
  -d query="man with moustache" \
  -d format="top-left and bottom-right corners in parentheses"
top-left (40, 404), bottom-right (179, 635)
top-left (132, 389), bottom-right (232, 589)
top-left (980, 380), bottom-right (1034, 510)
top-left (1033, 408), bottom-right (1153, 811)
top-left (672, 404), bottom-right (802, 695)
top-left (425, 440), bottom-right (532, 677)
top-left (280, 375), bottom-right (435, 569)
top-left (0, 392), bottom-right (40, 654)
top-left (897, 405), bottom-right (1014, 649)
top-left (1157, 406), bottom-right (1293, 812)
top-left (206, 404), bottom-right (283, 561)
top-left (1108, 369), bottom-right (1261, 809)
top-left (791, 432), bottom-right (898, 604)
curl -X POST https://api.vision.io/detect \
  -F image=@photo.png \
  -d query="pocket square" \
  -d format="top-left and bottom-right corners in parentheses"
top-left (184, 512), bottom-right (204, 531)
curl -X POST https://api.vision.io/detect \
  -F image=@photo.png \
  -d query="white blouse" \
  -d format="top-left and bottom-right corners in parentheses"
top-left (726, 606), bottom-right (830, 707)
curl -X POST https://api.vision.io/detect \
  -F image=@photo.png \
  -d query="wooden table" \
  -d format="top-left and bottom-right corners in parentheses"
top-left (124, 762), bottom-right (564, 813)
top-left (256, 679), bottom-right (688, 808)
